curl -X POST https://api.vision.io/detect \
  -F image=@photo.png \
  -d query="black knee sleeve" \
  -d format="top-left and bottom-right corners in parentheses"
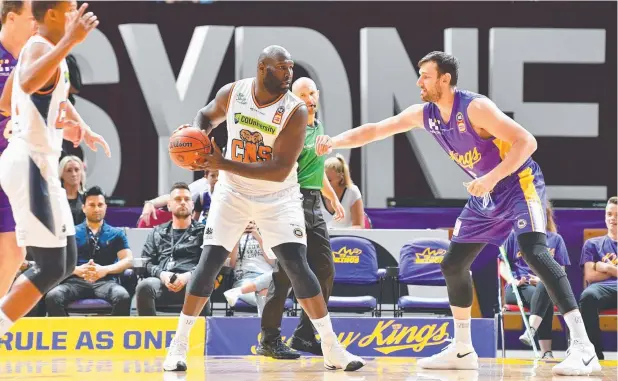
top-left (440, 242), bottom-right (486, 308)
top-left (272, 243), bottom-right (321, 299)
top-left (187, 245), bottom-right (229, 297)
top-left (23, 246), bottom-right (67, 294)
top-left (517, 232), bottom-right (578, 314)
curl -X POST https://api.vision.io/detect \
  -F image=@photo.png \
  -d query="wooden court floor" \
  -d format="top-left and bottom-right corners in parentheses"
top-left (0, 356), bottom-right (615, 381)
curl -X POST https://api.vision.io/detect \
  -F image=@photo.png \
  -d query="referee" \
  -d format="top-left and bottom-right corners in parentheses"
top-left (256, 77), bottom-right (344, 359)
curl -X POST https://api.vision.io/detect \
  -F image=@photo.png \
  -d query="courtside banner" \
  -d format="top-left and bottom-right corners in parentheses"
top-left (0, 317), bottom-right (205, 356)
top-left (206, 317), bottom-right (497, 358)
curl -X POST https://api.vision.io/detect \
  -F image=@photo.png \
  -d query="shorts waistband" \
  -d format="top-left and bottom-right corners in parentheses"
top-left (300, 188), bottom-right (321, 197)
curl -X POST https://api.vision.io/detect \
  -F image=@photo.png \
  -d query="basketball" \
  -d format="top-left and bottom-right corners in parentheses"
top-left (168, 126), bottom-right (212, 170)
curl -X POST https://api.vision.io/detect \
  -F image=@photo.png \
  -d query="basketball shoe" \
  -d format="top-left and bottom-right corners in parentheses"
top-left (163, 336), bottom-right (189, 371)
top-left (417, 340), bottom-right (479, 370)
top-left (552, 339), bottom-right (601, 376)
top-left (322, 340), bottom-right (365, 371)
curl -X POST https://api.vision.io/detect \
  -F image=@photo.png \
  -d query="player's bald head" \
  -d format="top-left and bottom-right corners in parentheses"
top-left (292, 77), bottom-right (317, 93)
top-left (258, 45), bottom-right (294, 95)
top-left (258, 45), bottom-right (292, 65)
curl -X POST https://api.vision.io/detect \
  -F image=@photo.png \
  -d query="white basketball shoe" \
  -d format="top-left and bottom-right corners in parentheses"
top-left (417, 340), bottom-right (479, 370)
top-left (552, 339), bottom-right (602, 376)
top-left (163, 336), bottom-right (189, 372)
top-left (322, 340), bottom-right (366, 371)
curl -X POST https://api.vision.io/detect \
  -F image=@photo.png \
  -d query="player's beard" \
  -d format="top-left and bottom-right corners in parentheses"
top-left (263, 69), bottom-right (289, 95)
top-left (422, 84), bottom-right (442, 103)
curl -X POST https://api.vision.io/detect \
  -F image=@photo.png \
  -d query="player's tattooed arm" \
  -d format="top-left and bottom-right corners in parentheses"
top-left (213, 104), bottom-right (309, 182)
top-left (192, 82), bottom-right (235, 135)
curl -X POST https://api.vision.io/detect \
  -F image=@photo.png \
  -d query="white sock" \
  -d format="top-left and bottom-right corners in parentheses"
top-left (529, 315), bottom-right (543, 331)
top-left (175, 312), bottom-right (197, 340)
top-left (0, 309), bottom-right (14, 337)
top-left (564, 310), bottom-right (591, 344)
top-left (311, 313), bottom-right (337, 345)
top-left (454, 318), bottom-right (472, 345)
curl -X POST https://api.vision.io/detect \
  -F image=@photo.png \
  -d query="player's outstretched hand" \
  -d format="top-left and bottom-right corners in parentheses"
top-left (64, 3), bottom-right (99, 46)
top-left (61, 119), bottom-right (82, 147)
top-left (84, 129), bottom-right (111, 157)
top-left (315, 135), bottom-right (333, 156)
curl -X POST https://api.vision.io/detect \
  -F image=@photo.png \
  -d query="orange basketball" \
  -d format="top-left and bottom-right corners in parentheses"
top-left (168, 127), bottom-right (212, 170)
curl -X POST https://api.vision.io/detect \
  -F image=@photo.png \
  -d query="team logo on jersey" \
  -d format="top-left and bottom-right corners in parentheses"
top-left (456, 112), bottom-right (466, 132)
top-left (272, 105), bottom-right (285, 125)
top-left (231, 129), bottom-right (273, 163)
top-left (428, 118), bottom-right (441, 134)
top-left (517, 219), bottom-right (527, 229)
top-left (233, 113), bottom-right (277, 135)
top-left (236, 92), bottom-right (248, 105)
top-left (448, 147), bottom-right (481, 169)
top-left (64, 71), bottom-right (70, 83)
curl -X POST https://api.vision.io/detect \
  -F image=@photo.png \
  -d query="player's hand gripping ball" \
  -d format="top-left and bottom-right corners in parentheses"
top-left (168, 125), bottom-right (212, 170)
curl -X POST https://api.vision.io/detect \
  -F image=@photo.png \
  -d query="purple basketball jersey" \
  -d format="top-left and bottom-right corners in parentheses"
top-left (422, 89), bottom-right (547, 246)
top-left (0, 40), bottom-right (18, 233)
top-left (422, 89), bottom-right (534, 179)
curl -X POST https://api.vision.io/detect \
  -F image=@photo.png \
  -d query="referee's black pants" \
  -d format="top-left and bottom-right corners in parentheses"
top-left (260, 188), bottom-right (335, 343)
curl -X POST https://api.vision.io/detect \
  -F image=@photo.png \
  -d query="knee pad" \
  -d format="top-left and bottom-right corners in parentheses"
top-left (518, 232), bottom-right (578, 313)
top-left (272, 243), bottom-right (320, 299)
top-left (187, 245), bottom-right (229, 297)
top-left (23, 246), bottom-right (67, 294)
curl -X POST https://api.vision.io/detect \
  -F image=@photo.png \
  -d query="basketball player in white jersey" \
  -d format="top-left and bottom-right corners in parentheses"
top-left (163, 46), bottom-right (365, 372)
top-left (0, 0), bottom-right (37, 300)
top-left (0, 1), bottom-right (109, 337)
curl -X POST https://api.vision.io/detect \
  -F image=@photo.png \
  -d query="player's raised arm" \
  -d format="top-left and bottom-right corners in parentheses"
top-left (205, 104), bottom-right (308, 183)
top-left (315, 103), bottom-right (424, 155)
top-left (19, 3), bottom-right (97, 94)
top-left (190, 82), bottom-right (235, 136)
top-left (467, 97), bottom-right (537, 183)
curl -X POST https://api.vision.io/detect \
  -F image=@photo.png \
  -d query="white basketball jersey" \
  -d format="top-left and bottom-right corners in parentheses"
top-left (220, 78), bottom-right (304, 196)
top-left (11, 35), bottom-right (70, 156)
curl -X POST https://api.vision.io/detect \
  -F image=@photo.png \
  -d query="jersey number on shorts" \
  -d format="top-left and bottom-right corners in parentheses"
top-left (231, 129), bottom-right (273, 163)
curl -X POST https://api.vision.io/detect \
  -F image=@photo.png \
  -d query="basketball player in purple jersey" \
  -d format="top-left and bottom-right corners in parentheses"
top-left (316, 51), bottom-right (600, 376)
top-left (0, 1), bottom-right (37, 298)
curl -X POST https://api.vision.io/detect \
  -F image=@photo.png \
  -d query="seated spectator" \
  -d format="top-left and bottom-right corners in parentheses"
top-left (136, 182), bottom-right (210, 316)
top-left (320, 154), bottom-right (365, 229)
top-left (192, 169), bottom-right (218, 223)
top-left (499, 202), bottom-right (569, 359)
top-left (223, 221), bottom-right (276, 316)
top-left (579, 196), bottom-right (617, 360)
top-left (139, 170), bottom-right (219, 227)
top-left (45, 187), bottom-right (133, 316)
top-left (59, 155), bottom-right (86, 224)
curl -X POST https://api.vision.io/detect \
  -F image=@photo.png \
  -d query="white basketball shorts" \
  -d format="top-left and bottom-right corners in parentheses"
top-left (203, 182), bottom-right (307, 254)
top-left (0, 140), bottom-right (75, 248)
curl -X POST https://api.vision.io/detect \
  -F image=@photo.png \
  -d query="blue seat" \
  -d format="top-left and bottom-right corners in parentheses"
top-left (395, 238), bottom-right (451, 317)
top-left (327, 236), bottom-right (385, 316)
